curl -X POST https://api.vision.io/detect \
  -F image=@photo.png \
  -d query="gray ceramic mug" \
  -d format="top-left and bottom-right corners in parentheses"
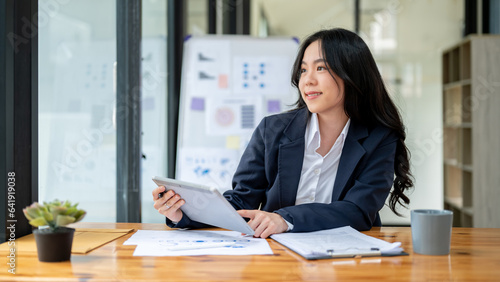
top-left (411, 209), bottom-right (453, 255)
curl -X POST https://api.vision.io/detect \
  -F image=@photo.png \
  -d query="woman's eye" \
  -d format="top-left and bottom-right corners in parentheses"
top-left (317, 66), bottom-right (326, 71)
top-left (299, 68), bottom-right (306, 73)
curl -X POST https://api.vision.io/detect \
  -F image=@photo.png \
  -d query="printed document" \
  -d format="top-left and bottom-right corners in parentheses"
top-left (124, 230), bottom-right (273, 256)
top-left (270, 226), bottom-right (404, 260)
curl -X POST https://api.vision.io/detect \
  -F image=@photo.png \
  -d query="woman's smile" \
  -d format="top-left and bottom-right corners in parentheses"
top-left (305, 91), bottom-right (322, 99)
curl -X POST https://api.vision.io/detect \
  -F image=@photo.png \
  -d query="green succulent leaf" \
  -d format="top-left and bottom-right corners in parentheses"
top-left (23, 209), bottom-right (33, 221)
top-left (42, 211), bottom-right (54, 222)
top-left (56, 215), bottom-right (76, 226)
top-left (25, 206), bottom-right (42, 220)
top-left (73, 210), bottom-right (86, 222)
top-left (49, 206), bottom-right (65, 219)
top-left (23, 199), bottom-right (86, 230)
top-left (65, 207), bottom-right (77, 216)
top-left (29, 217), bottom-right (49, 227)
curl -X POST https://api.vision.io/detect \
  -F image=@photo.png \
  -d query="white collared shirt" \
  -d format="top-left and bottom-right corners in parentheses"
top-left (295, 113), bottom-right (351, 205)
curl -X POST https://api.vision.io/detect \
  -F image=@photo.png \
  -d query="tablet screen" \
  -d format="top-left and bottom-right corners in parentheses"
top-left (153, 176), bottom-right (255, 235)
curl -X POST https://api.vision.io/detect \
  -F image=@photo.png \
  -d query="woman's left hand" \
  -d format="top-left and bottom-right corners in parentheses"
top-left (237, 210), bottom-right (288, 238)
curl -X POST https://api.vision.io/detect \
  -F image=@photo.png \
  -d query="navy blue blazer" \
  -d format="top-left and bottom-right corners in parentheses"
top-left (168, 107), bottom-right (397, 232)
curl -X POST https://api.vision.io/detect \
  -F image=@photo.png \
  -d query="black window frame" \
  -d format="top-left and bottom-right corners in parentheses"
top-left (1, 0), bottom-right (39, 241)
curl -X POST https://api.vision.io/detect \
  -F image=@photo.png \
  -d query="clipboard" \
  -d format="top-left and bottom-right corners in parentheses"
top-left (270, 226), bottom-right (407, 260)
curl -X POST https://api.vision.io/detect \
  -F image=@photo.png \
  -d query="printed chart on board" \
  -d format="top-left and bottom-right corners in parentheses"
top-left (176, 36), bottom-right (299, 192)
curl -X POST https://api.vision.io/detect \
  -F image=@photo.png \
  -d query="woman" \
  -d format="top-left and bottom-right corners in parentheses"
top-left (153, 28), bottom-right (413, 238)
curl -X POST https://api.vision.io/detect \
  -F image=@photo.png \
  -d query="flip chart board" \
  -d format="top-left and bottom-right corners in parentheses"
top-left (176, 35), bottom-right (299, 192)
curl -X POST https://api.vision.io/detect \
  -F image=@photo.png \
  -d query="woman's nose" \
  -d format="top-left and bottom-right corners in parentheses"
top-left (301, 71), bottom-right (316, 85)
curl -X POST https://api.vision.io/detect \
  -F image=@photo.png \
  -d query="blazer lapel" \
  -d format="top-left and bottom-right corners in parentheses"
top-left (331, 121), bottom-right (368, 201)
top-left (277, 108), bottom-right (308, 207)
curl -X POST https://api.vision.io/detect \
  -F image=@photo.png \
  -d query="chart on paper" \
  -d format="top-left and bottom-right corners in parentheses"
top-left (124, 230), bottom-right (273, 256)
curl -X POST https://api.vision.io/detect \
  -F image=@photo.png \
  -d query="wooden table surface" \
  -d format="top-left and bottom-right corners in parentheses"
top-left (1, 222), bottom-right (500, 281)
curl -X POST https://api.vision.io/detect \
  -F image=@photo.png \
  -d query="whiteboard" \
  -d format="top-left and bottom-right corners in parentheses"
top-left (176, 35), bottom-right (299, 192)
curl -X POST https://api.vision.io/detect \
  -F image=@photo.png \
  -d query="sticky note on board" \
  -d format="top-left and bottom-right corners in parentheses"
top-left (191, 97), bottom-right (205, 111)
top-left (226, 136), bottom-right (240, 149)
top-left (219, 74), bottom-right (228, 88)
top-left (267, 100), bottom-right (280, 113)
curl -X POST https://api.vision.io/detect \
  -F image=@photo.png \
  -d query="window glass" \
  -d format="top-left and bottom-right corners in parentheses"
top-left (188, 0), bottom-right (209, 35)
top-left (250, 0), bottom-right (355, 38)
top-left (39, 0), bottom-right (172, 223)
top-left (359, 0), bottom-right (463, 224)
top-left (38, 0), bottom-right (117, 222)
top-left (141, 0), bottom-right (168, 223)
top-left (141, 0), bottom-right (208, 222)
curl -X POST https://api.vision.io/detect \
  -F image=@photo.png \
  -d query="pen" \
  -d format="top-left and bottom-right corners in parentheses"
top-left (167, 241), bottom-right (236, 251)
top-left (326, 247), bottom-right (380, 254)
top-left (158, 190), bottom-right (166, 198)
top-left (309, 248), bottom-right (381, 259)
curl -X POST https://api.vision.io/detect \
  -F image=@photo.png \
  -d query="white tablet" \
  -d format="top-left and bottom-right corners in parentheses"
top-left (152, 176), bottom-right (255, 235)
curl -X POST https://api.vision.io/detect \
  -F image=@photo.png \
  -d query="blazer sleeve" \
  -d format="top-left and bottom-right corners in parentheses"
top-left (275, 128), bottom-right (398, 232)
top-left (165, 214), bottom-right (211, 229)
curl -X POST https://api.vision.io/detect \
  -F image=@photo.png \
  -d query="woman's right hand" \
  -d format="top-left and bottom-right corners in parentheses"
top-left (152, 186), bottom-right (185, 223)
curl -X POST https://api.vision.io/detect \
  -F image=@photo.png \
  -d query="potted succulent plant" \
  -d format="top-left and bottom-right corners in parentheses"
top-left (23, 200), bottom-right (86, 262)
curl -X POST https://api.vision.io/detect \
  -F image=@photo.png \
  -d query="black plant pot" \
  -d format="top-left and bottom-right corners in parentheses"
top-left (33, 227), bottom-right (75, 262)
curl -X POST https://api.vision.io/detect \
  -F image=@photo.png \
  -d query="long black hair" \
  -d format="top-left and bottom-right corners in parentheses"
top-left (291, 28), bottom-right (413, 216)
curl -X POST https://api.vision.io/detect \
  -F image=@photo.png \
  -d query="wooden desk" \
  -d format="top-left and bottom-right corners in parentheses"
top-left (1, 223), bottom-right (499, 281)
